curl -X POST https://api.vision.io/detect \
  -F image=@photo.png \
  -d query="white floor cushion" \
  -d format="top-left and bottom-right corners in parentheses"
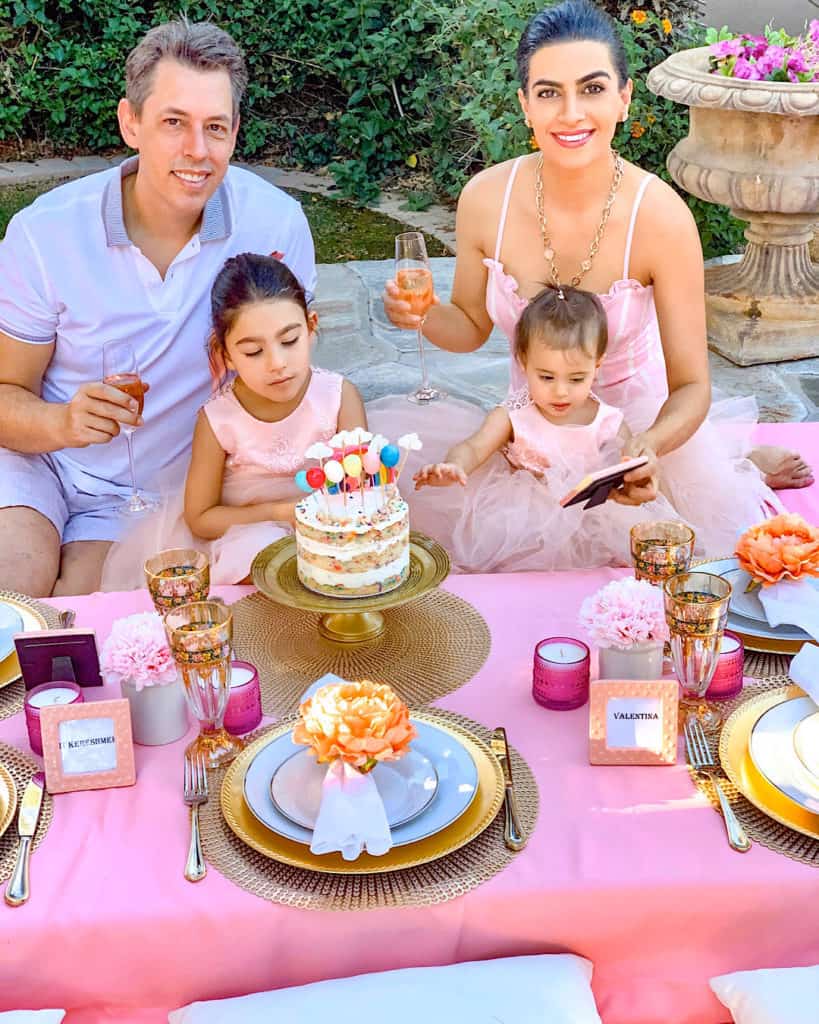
top-left (0, 1014), bottom-right (65, 1023)
top-left (169, 954), bottom-right (601, 1024)
top-left (710, 965), bottom-right (819, 1024)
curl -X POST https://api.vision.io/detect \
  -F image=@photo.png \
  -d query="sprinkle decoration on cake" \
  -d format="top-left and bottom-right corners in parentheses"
top-left (293, 429), bottom-right (422, 598)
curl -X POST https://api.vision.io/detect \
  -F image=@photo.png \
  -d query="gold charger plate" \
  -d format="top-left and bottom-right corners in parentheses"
top-left (719, 685), bottom-right (819, 841)
top-left (0, 597), bottom-right (48, 691)
top-left (251, 532), bottom-right (450, 614)
top-left (0, 764), bottom-right (17, 840)
top-left (221, 710), bottom-right (505, 874)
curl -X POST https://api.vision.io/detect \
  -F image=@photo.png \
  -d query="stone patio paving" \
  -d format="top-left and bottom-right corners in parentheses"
top-left (314, 257), bottom-right (819, 421)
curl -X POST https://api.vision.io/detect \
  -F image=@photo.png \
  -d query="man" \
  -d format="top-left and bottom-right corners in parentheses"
top-left (0, 20), bottom-right (316, 596)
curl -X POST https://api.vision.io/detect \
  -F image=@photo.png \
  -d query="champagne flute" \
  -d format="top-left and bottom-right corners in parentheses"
top-left (394, 231), bottom-right (446, 404)
top-left (664, 572), bottom-right (732, 731)
top-left (102, 339), bottom-right (158, 516)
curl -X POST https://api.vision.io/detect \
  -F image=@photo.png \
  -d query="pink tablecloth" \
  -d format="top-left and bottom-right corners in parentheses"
top-left (2, 425), bottom-right (819, 1024)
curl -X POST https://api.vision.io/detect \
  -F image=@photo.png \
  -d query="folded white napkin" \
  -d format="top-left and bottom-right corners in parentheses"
top-left (759, 580), bottom-right (819, 707)
top-left (310, 758), bottom-right (392, 861)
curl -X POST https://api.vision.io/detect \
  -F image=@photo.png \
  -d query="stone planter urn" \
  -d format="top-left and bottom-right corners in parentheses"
top-left (648, 46), bottom-right (819, 365)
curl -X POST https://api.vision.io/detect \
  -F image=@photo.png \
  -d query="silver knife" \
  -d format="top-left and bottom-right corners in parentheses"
top-left (490, 727), bottom-right (527, 851)
top-left (5, 771), bottom-right (45, 907)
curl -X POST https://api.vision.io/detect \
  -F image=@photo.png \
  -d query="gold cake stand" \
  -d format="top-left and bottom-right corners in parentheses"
top-left (251, 531), bottom-right (450, 645)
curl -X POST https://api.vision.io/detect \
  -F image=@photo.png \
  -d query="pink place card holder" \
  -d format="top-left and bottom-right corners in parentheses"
top-left (40, 698), bottom-right (136, 794)
top-left (589, 678), bottom-right (679, 766)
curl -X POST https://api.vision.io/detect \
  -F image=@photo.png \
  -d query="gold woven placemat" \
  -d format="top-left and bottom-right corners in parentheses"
top-left (230, 590), bottom-right (491, 717)
top-left (198, 708), bottom-right (538, 910)
top-left (0, 742), bottom-right (55, 883)
top-left (744, 651), bottom-right (792, 679)
top-left (0, 592), bottom-right (63, 722)
top-left (689, 675), bottom-right (818, 867)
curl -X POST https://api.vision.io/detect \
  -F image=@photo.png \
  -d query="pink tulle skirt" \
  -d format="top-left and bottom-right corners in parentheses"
top-left (101, 460), bottom-right (295, 590)
top-left (367, 390), bottom-right (782, 572)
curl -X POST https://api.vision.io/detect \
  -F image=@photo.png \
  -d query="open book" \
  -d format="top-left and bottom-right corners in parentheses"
top-left (559, 456), bottom-right (650, 510)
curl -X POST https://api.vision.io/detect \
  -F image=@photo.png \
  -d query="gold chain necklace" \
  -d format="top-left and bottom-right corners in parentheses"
top-left (534, 150), bottom-right (624, 290)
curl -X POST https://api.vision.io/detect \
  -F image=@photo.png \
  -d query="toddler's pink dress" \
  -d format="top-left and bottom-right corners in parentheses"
top-left (370, 157), bottom-right (781, 561)
top-left (406, 390), bottom-right (682, 573)
top-left (102, 367), bottom-right (342, 587)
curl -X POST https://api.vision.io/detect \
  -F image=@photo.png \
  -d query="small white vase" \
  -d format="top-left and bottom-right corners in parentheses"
top-left (120, 677), bottom-right (189, 746)
top-left (597, 641), bottom-right (665, 681)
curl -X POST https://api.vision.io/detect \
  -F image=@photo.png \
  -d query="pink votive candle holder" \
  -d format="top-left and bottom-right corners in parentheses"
top-left (25, 681), bottom-right (84, 756)
top-left (533, 637), bottom-right (590, 711)
top-left (223, 660), bottom-right (262, 735)
top-left (705, 630), bottom-right (744, 701)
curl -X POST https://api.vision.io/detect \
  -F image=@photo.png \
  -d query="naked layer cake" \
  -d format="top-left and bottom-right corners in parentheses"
top-left (294, 431), bottom-right (420, 598)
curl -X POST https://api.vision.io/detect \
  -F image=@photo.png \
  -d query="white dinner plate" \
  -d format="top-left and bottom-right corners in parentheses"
top-left (722, 567), bottom-right (819, 627)
top-left (749, 696), bottom-right (819, 815)
top-left (793, 711), bottom-right (819, 781)
top-left (0, 603), bottom-right (24, 662)
top-left (243, 719), bottom-right (479, 848)
top-left (270, 747), bottom-right (438, 830)
top-left (696, 557), bottom-right (811, 646)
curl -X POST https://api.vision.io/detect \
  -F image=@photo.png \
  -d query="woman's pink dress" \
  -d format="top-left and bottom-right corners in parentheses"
top-left (370, 157), bottom-right (781, 565)
top-left (102, 368), bottom-right (343, 587)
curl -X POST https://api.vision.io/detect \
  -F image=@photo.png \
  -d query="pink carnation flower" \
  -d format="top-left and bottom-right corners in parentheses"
top-left (579, 577), bottom-right (669, 650)
top-left (101, 612), bottom-right (178, 691)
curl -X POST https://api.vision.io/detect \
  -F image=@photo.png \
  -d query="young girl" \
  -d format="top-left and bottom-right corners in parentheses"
top-left (406, 285), bottom-right (684, 573)
top-left (102, 254), bottom-right (366, 587)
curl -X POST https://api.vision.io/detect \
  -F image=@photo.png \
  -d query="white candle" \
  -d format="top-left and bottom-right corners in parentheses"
top-left (719, 635), bottom-right (740, 654)
top-left (230, 666), bottom-right (255, 688)
top-left (27, 686), bottom-right (79, 709)
top-left (538, 640), bottom-right (587, 664)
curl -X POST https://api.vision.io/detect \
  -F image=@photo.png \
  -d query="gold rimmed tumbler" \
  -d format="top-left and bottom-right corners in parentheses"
top-left (145, 549), bottom-right (210, 614)
top-left (165, 601), bottom-right (244, 770)
top-left (663, 572), bottom-right (732, 731)
top-left (630, 521), bottom-right (695, 586)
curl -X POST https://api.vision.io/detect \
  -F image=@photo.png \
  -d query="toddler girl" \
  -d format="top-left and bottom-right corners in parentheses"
top-left (408, 285), bottom-right (683, 572)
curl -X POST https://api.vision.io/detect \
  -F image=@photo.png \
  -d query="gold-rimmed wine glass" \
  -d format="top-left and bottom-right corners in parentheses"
top-left (663, 571), bottom-right (732, 731)
top-left (630, 521), bottom-right (695, 586)
top-left (165, 601), bottom-right (244, 770)
top-left (145, 549), bottom-right (210, 614)
top-left (102, 339), bottom-right (158, 516)
top-left (394, 231), bottom-right (446, 404)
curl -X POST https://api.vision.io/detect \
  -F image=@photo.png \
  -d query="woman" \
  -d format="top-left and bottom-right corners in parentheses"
top-left (380, 0), bottom-right (811, 542)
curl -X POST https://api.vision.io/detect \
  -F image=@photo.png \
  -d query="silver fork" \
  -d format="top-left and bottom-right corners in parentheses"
top-left (684, 718), bottom-right (751, 853)
top-left (183, 753), bottom-right (208, 882)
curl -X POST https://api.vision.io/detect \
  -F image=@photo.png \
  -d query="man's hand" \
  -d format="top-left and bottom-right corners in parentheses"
top-left (60, 380), bottom-right (147, 448)
top-left (610, 434), bottom-right (659, 506)
top-left (413, 462), bottom-right (468, 489)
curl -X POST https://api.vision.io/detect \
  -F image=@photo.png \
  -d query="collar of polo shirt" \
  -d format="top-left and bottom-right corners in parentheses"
top-left (101, 155), bottom-right (231, 248)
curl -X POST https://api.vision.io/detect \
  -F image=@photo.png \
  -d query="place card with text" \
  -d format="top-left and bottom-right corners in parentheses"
top-left (589, 678), bottom-right (678, 765)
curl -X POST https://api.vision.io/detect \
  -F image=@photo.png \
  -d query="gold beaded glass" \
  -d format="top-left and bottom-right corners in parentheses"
top-left (165, 601), bottom-right (244, 769)
top-left (630, 521), bottom-right (695, 586)
top-left (663, 572), bottom-right (732, 731)
top-left (144, 549), bottom-right (210, 614)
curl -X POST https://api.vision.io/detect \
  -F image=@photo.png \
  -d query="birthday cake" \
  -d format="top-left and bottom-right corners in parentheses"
top-left (294, 430), bottom-right (421, 598)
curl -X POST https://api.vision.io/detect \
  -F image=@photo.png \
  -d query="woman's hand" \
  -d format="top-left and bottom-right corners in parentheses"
top-left (610, 434), bottom-right (659, 506)
top-left (383, 279), bottom-right (440, 330)
top-left (413, 462), bottom-right (468, 490)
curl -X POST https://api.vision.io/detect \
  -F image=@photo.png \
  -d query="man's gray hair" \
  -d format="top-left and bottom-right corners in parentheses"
top-left (125, 20), bottom-right (248, 124)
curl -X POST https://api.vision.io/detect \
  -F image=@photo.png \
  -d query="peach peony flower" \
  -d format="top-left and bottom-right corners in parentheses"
top-left (735, 513), bottom-right (819, 586)
top-left (293, 680), bottom-right (416, 771)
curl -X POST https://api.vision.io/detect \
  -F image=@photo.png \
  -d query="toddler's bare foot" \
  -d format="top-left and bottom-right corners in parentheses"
top-left (748, 446), bottom-right (814, 489)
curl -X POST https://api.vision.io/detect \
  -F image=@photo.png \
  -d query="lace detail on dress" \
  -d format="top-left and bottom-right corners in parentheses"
top-left (503, 385), bottom-right (532, 412)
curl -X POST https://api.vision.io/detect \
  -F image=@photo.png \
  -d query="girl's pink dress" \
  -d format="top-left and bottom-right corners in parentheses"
top-left (370, 157), bottom-right (781, 564)
top-left (401, 390), bottom-right (682, 573)
top-left (102, 368), bottom-right (343, 587)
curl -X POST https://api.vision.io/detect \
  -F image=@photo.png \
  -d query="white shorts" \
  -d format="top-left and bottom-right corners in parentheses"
top-left (0, 448), bottom-right (126, 544)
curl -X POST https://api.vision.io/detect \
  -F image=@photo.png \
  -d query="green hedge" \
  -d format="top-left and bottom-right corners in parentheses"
top-left (0, 0), bottom-right (743, 257)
